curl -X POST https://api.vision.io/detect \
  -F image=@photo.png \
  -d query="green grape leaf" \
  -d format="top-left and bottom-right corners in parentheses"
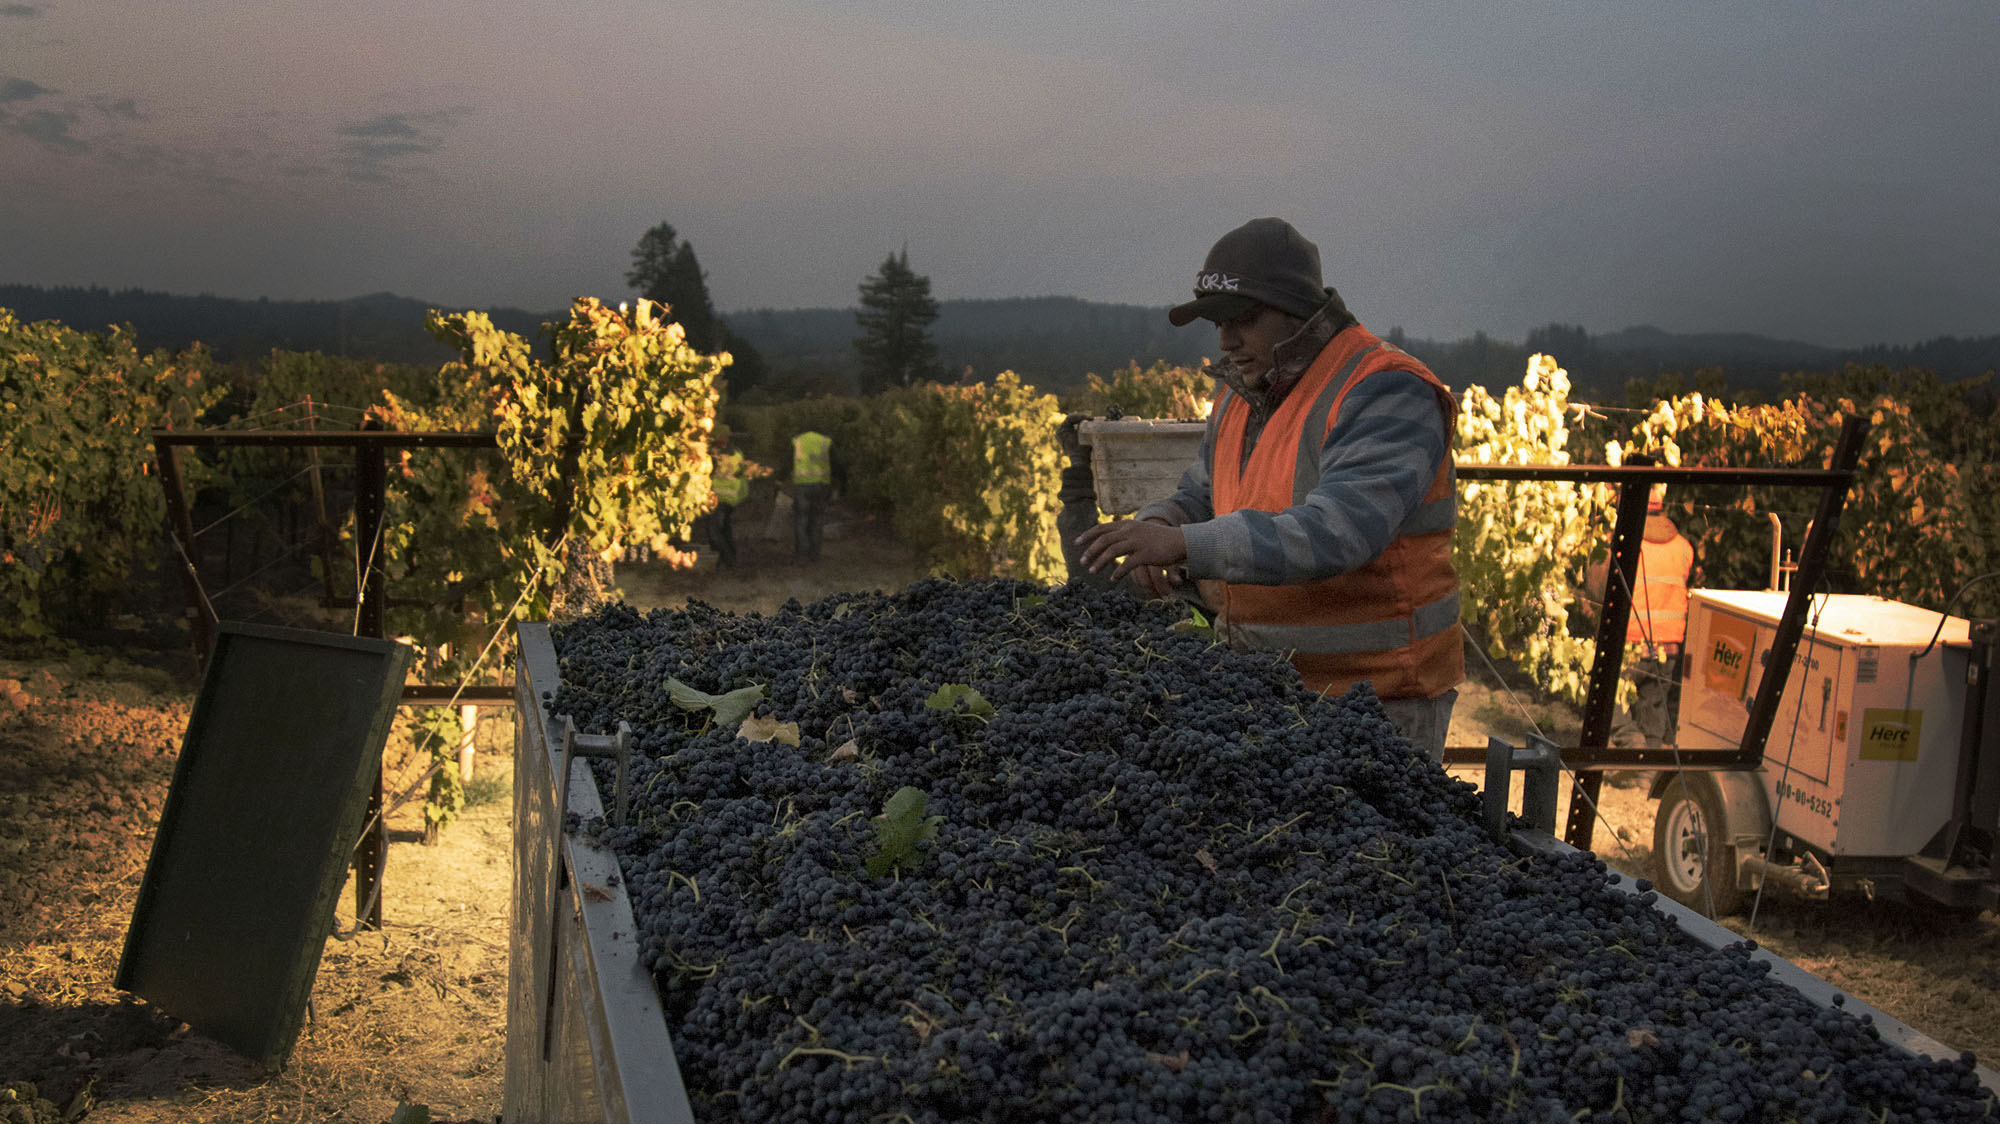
top-left (666, 678), bottom-right (768, 728)
top-left (924, 683), bottom-right (994, 721)
top-left (865, 786), bottom-right (942, 878)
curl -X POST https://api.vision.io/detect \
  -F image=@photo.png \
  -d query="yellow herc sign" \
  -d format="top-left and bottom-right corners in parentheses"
top-left (1705, 613), bottom-right (1757, 698)
top-left (1859, 708), bottom-right (1923, 762)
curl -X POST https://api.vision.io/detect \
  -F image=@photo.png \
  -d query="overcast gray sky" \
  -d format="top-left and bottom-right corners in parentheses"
top-left (3, 1), bottom-right (1995, 347)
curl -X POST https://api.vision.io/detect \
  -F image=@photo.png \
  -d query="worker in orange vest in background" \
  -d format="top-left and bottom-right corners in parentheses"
top-left (1586, 485), bottom-right (1695, 748)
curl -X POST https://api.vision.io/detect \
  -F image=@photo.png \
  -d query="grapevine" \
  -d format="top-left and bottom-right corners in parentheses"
top-left (0, 310), bottom-right (222, 640)
top-left (359, 297), bottom-right (725, 831)
top-left (364, 296), bottom-right (726, 682)
top-left (756, 373), bottom-right (1068, 582)
top-left (1619, 372), bottom-right (2000, 617)
top-left (1060, 360), bottom-right (1216, 421)
top-left (1453, 353), bottom-right (1604, 703)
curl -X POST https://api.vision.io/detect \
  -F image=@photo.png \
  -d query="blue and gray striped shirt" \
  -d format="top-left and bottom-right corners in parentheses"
top-left (1136, 350), bottom-right (1451, 587)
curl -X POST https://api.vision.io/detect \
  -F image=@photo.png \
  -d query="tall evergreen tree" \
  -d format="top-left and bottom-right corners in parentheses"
top-left (625, 221), bottom-right (766, 395)
top-left (627, 222), bottom-right (722, 352)
top-left (854, 248), bottom-right (943, 394)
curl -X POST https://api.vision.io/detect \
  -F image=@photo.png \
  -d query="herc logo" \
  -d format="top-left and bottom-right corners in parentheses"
top-left (1859, 708), bottom-right (1922, 762)
top-left (1704, 613), bottom-right (1757, 698)
top-left (1195, 272), bottom-right (1241, 293)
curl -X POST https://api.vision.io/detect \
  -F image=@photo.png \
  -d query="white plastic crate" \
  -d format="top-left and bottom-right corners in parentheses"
top-left (1077, 418), bottom-right (1206, 516)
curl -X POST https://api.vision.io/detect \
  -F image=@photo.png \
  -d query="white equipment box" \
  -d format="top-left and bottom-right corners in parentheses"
top-left (1076, 419), bottom-right (1206, 516)
top-left (1678, 590), bottom-right (1972, 859)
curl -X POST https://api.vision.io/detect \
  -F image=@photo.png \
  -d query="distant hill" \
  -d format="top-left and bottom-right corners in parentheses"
top-left (0, 283), bottom-right (1216, 390)
top-left (709, 306), bottom-right (2000, 400)
top-left (1398, 323), bottom-right (1995, 402)
top-left (1593, 325), bottom-right (1837, 363)
top-left (729, 296), bottom-right (1213, 392)
top-left (3, 283), bottom-right (1995, 401)
top-left (0, 285), bottom-right (550, 366)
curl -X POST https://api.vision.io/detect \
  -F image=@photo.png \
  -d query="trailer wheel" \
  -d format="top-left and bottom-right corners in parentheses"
top-left (1652, 775), bottom-right (1744, 917)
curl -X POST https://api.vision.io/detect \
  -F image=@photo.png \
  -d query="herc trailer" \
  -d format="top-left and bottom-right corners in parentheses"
top-left (1649, 589), bottom-right (1998, 915)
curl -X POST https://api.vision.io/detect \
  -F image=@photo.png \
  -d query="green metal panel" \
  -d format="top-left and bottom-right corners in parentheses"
top-left (116, 621), bottom-right (411, 1067)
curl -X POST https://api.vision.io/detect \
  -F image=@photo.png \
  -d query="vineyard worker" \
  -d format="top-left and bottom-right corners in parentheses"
top-left (1584, 485), bottom-right (1694, 748)
top-left (1076, 217), bottom-right (1463, 762)
top-left (707, 426), bottom-right (751, 570)
top-left (790, 429), bottom-right (834, 564)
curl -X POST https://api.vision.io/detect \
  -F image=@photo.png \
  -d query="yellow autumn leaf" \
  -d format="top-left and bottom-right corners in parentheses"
top-left (739, 714), bottom-right (801, 746)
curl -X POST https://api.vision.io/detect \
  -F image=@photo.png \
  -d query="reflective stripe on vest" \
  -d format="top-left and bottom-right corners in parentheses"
top-left (1232, 590), bottom-right (1462, 655)
top-left (1628, 535), bottom-right (1692, 645)
top-left (793, 433), bottom-right (832, 485)
top-left (1209, 325), bottom-right (1463, 699)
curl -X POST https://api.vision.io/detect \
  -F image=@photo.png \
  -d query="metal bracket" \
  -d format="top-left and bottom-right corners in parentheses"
top-left (557, 716), bottom-right (632, 828)
top-left (1484, 733), bottom-right (1562, 841)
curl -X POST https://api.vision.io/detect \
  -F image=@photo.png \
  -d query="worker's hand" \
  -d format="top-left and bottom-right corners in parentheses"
top-left (1076, 519), bottom-right (1188, 599)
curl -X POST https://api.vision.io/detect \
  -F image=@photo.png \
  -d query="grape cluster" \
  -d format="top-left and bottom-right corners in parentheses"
top-left (550, 578), bottom-right (1993, 1123)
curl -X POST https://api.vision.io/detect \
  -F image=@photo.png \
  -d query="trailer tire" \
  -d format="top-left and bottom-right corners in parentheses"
top-left (1652, 774), bottom-right (1744, 917)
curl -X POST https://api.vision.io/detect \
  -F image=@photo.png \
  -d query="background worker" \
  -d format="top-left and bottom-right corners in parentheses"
top-left (790, 429), bottom-right (833, 564)
top-left (1585, 485), bottom-right (1695, 748)
top-left (705, 426), bottom-right (767, 570)
top-left (1076, 217), bottom-right (1463, 762)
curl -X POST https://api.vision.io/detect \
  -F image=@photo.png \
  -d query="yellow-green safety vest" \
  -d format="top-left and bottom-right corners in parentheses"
top-left (713, 451), bottom-right (749, 505)
top-left (793, 432), bottom-right (832, 486)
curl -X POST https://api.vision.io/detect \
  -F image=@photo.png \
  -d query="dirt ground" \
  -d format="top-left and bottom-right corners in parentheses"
top-left (0, 652), bottom-right (514, 1124)
top-left (2, 500), bottom-right (1994, 1123)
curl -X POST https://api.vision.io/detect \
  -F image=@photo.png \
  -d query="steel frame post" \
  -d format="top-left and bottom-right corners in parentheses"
top-left (1734, 416), bottom-right (1870, 768)
top-left (152, 438), bottom-right (214, 661)
top-left (1565, 455), bottom-right (1655, 848)
top-left (352, 434), bottom-right (388, 931)
top-left (148, 427), bottom-right (510, 931)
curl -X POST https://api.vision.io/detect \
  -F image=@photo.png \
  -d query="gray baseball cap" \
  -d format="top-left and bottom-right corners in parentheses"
top-left (1168, 218), bottom-right (1328, 326)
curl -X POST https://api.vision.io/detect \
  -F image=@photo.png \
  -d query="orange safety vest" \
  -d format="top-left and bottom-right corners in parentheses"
top-left (1628, 522), bottom-right (1693, 646)
top-left (1211, 324), bottom-right (1463, 701)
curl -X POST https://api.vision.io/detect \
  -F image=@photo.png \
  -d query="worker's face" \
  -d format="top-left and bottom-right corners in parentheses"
top-left (1216, 304), bottom-right (1295, 387)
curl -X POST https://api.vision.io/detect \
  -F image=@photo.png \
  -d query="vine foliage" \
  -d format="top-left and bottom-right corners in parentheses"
top-left (0, 310), bottom-right (222, 639)
top-left (365, 297), bottom-right (727, 684)
top-left (842, 373), bottom-right (1067, 581)
top-left (1452, 354), bottom-right (1604, 703)
top-left (1060, 361), bottom-right (1215, 421)
top-left (732, 373), bottom-right (1069, 582)
top-left (1461, 356), bottom-right (2000, 707)
top-left (1618, 372), bottom-right (1999, 617)
top-left (363, 298), bottom-right (726, 831)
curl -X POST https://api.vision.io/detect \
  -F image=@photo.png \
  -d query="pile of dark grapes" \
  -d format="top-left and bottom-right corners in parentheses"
top-left (550, 578), bottom-right (1993, 1123)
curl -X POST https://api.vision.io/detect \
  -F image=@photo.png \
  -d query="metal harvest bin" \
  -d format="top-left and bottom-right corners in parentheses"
top-left (501, 624), bottom-right (1999, 1123)
top-left (505, 623), bottom-right (696, 1124)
